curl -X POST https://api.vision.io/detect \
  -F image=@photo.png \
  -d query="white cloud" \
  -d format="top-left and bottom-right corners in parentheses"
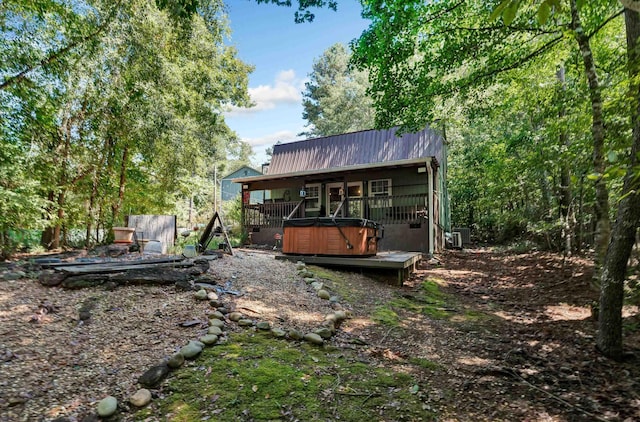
top-left (242, 130), bottom-right (299, 148)
top-left (244, 128), bottom-right (308, 167)
top-left (226, 70), bottom-right (304, 115)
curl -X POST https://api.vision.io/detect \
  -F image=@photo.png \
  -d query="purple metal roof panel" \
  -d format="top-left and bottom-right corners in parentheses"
top-left (268, 126), bottom-right (443, 175)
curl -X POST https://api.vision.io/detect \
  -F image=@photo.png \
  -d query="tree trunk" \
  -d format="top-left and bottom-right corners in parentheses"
top-left (41, 190), bottom-right (56, 249)
top-left (570, 0), bottom-right (610, 279)
top-left (52, 191), bottom-right (66, 249)
top-left (111, 145), bottom-right (129, 224)
top-left (557, 65), bottom-right (573, 256)
top-left (86, 139), bottom-right (109, 247)
top-left (597, 7), bottom-right (640, 361)
top-left (576, 173), bottom-right (585, 252)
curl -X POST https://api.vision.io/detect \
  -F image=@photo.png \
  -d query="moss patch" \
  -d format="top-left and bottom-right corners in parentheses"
top-left (372, 279), bottom-right (490, 325)
top-left (306, 265), bottom-right (343, 282)
top-left (408, 357), bottom-right (441, 371)
top-left (134, 331), bottom-right (434, 421)
top-left (371, 306), bottom-right (400, 326)
top-left (307, 265), bottom-right (365, 302)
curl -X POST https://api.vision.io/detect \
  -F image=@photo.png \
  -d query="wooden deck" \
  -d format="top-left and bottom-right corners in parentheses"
top-left (275, 251), bottom-right (423, 285)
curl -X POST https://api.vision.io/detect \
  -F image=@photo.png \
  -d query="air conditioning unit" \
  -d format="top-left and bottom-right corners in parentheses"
top-left (451, 231), bottom-right (463, 249)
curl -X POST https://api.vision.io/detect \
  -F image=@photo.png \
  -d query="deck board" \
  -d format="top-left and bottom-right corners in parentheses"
top-left (275, 251), bottom-right (423, 285)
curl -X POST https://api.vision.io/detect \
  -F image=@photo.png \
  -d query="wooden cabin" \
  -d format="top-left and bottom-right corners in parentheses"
top-left (233, 126), bottom-right (449, 255)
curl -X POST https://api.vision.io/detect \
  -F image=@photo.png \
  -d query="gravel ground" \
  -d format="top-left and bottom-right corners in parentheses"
top-left (0, 249), bottom-right (354, 422)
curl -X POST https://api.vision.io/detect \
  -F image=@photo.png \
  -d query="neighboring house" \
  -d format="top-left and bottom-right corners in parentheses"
top-left (232, 126), bottom-right (450, 254)
top-left (220, 166), bottom-right (266, 203)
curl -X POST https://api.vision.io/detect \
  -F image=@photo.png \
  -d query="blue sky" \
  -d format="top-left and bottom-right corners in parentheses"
top-left (224, 0), bottom-right (369, 168)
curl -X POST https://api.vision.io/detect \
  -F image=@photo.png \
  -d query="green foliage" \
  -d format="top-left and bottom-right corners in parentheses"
top-left (353, 0), bottom-right (629, 249)
top-left (0, 0), bottom-right (253, 254)
top-left (254, 0), bottom-right (338, 23)
top-left (221, 194), bottom-right (249, 246)
top-left (301, 43), bottom-right (375, 137)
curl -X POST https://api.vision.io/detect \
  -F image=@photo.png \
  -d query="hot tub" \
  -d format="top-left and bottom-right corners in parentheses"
top-left (282, 218), bottom-right (383, 256)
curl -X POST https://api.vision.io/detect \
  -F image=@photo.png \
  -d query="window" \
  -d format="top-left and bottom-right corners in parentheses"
top-left (304, 184), bottom-right (321, 211)
top-left (347, 182), bottom-right (363, 217)
top-left (368, 179), bottom-right (392, 208)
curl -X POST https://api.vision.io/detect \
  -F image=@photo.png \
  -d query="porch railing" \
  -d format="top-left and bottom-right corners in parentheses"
top-left (243, 193), bottom-right (428, 228)
top-left (244, 201), bottom-right (304, 229)
top-left (350, 193), bottom-right (428, 224)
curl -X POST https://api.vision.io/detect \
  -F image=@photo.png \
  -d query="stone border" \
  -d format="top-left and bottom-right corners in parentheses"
top-left (92, 261), bottom-right (351, 419)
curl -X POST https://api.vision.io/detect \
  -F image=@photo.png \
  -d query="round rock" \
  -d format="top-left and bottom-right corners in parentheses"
top-left (167, 352), bottom-right (185, 369)
top-left (180, 341), bottom-right (203, 359)
top-left (209, 311), bottom-right (225, 320)
top-left (207, 326), bottom-right (223, 336)
top-left (288, 329), bottom-right (304, 340)
top-left (256, 321), bottom-right (271, 330)
top-left (209, 299), bottom-right (224, 308)
top-left (303, 333), bottom-right (324, 345)
top-left (194, 289), bottom-right (208, 300)
top-left (228, 312), bottom-right (243, 322)
top-left (199, 334), bottom-right (219, 345)
top-left (317, 289), bottom-right (331, 300)
top-left (138, 364), bottom-right (169, 388)
top-left (271, 328), bottom-right (286, 338)
top-left (129, 389), bottom-right (152, 407)
top-left (334, 310), bottom-right (347, 321)
top-left (97, 396), bottom-right (118, 417)
top-left (3, 271), bottom-right (25, 281)
top-left (237, 319), bottom-right (254, 327)
top-left (209, 319), bottom-right (224, 328)
top-left (314, 327), bottom-right (333, 339)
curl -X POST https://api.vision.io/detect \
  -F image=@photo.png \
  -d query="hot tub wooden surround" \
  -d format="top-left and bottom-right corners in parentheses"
top-left (282, 217), bottom-right (382, 257)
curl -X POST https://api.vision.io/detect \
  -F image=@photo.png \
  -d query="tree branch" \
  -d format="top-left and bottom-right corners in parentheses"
top-left (0, 1), bottom-right (122, 91)
top-left (587, 9), bottom-right (625, 39)
top-left (420, 0), bottom-right (466, 26)
top-left (471, 35), bottom-right (564, 86)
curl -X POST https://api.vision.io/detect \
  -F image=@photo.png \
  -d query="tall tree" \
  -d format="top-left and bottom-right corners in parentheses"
top-left (1, 0), bottom-right (253, 250)
top-left (597, 5), bottom-right (640, 361)
top-left (301, 43), bottom-right (375, 137)
top-left (473, 0), bottom-right (640, 360)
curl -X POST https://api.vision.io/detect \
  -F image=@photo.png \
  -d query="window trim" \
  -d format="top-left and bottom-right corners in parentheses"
top-left (304, 183), bottom-right (321, 211)
top-left (368, 179), bottom-right (392, 208)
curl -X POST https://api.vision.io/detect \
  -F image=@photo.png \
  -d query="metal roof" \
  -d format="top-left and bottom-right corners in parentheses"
top-left (233, 126), bottom-right (443, 184)
top-left (221, 165), bottom-right (261, 180)
top-left (267, 126), bottom-right (443, 175)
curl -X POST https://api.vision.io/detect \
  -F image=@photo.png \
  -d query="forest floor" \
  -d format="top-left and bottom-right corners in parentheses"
top-left (1, 247), bottom-right (639, 421)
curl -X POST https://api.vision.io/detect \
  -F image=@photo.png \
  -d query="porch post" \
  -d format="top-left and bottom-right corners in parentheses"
top-left (427, 158), bottom-right (434, 256)
top-left (241, 184), bottom-right (249, 235)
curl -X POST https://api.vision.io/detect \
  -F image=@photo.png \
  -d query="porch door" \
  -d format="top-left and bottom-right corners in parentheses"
top-left (346, 182), bottom-right (363, 217)
top-left (326, 183), bottom-right (344, 216)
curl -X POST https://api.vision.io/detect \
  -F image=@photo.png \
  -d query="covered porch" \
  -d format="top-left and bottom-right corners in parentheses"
top-left (235, 158), bottom-right (442, 254)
